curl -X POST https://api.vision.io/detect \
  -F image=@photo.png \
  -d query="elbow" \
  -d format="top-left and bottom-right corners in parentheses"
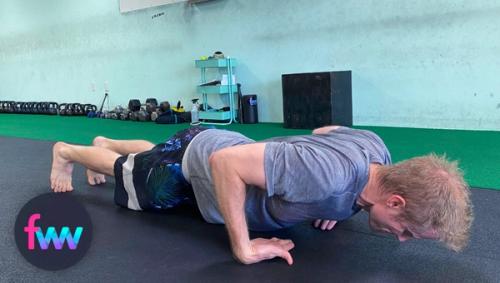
top-left (209, 150), bottom-right (228, 172)
top-left (209, 149), bottom-right (240, 185)
top-left (209, 149), bottom-right (238, 196)
top-left (208, 152), bottom-right (217, 168)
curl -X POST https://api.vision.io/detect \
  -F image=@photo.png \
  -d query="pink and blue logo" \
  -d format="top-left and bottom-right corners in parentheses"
top-left (15, 193), bottom-right (92, 270)
top-left (24, 213), bottom-right (84, 250)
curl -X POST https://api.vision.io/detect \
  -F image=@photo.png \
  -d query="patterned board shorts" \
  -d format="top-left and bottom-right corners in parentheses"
top-left (113, 126), bottom-right (209, 211)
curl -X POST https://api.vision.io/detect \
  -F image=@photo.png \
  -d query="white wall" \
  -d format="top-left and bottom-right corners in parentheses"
top-left (1, 0), bottom-right (499, 130)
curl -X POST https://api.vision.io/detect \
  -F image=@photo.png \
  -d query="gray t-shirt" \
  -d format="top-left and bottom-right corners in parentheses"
top-left (184, 127), bottom-right (391, 231)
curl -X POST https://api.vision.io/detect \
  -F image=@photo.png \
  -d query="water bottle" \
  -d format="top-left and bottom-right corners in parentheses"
top-left (190, 98), bottom-right (200, 125)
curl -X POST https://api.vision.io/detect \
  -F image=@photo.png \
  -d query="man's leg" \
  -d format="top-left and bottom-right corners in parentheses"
top-left (92, 136), bottom-right (155, 155)
top-left (86, 136), bottom-right (155, 185)
top-left (51, 142), bottom-right (121, 193)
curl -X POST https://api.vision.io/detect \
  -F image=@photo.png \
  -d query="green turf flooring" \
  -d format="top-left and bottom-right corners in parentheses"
top-left (1, 114), bottom-right (499, 189)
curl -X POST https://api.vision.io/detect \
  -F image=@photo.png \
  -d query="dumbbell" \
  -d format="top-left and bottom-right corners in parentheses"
top-left (59, 103), bottom-right (68, 116)
top-left (28, 102), bottom-right (36, 114)
top-left (127, 99), bottom-right (140, 121)
top-left (129, 111), bottom-right (138, 121)
top-left (19, 102), bottom-right (26, 113)
top-left (119, 110), bottom-right (130, 120)
top-left (136, 107), bottom-right (150, 122)
top-left (83, 104), bottom-right (95, 115)
top-left (110, 106), bottom-right (124, 120)
top-left (2, 101), bottom-right (12, 113)
top-left (43, 102), bottom-right (52, 114)
top-left (37, 102), bottom-right (47, 114)
top-left (14, 102), bottom-right (23, 113)
top-left (33, 102), bottom-right (39, 114)
top-left (47, 102), bottom-right (59, 115)
top-left (32, 102), bottom-right (41, 114)
top-left (151, 111), bottom-right (159, 122)
top-left (104, 111), bottom-right (113, 119)
top-left (2, 101), bottom-right (10, 113)
top-left (8, 101), bottom-right (16, 113)
top-left (145, 98), bottom-right (158, 113)
top-left (30, 102), bottom-right (37, 114)
top-left (0, 101), bottom-right (13, 113)
top-left (71, 103), bottom-right (84, 115)
top-left (13, 102), bottom-right (20, 113)
top-left (109, 111), bottom-right (118, 120)
top-left (31, 102), bottom-right (38, 114)
top-left (68, 104), bottom-right (76, 115)
top-left (18, 102), bottom-right (27, 113)
top-left (151, 101), bottom-right (171, 122)
top-left (128, 99), bottom-right (141, 112)
top-left (83, 104), bottom-right (97, 117)
top-left (0, 101), bottom-right (11, 113)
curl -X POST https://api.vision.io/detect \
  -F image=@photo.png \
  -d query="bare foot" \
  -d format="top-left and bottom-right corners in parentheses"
top-left (86, 169), bottom-right (106, 185)
top-left (50, 142), bottom-right (75, 193)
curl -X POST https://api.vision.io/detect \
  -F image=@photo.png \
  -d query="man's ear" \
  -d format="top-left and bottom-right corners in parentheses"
top-left (386, 195), bottom-right (406, 209)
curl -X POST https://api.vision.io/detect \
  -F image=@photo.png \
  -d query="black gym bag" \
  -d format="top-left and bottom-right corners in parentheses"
top-left (155, 110), bottom-right (190, 124)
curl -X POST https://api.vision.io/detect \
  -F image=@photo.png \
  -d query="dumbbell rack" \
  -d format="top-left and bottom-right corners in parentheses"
top-left (195, 57), bottom-right (238, 125)
top-left (0, 101), bottom-right (100, 116)
top-left (0, 101), bottom-right (59, 115)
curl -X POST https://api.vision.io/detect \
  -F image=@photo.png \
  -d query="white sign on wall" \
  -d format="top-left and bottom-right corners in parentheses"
top-left (120, 0), bottom-right (188, 13)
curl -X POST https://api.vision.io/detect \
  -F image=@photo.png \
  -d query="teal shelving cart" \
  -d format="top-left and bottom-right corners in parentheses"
top-left (195, 58), bottom-right (238, 125)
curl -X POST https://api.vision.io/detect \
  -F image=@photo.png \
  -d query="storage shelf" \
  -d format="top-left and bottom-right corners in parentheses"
top-left (195, 57), bottom-right (238, 125)
top-left (199, 110), bottom-right (238, 120)
top-left (197, 84), bottom-right (238, 94)
top-left (195, 58), bottom-right (237, 68)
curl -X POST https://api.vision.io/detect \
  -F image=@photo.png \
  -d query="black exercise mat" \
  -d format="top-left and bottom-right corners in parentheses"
top-left (0, 136), bottom-right (498, 283)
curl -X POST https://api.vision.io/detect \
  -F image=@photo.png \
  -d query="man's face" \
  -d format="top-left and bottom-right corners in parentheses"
top-left (367, 198), bottom-right (439, 242)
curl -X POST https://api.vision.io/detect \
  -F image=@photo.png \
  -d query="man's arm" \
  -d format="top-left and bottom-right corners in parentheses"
top-left (311, 125), bottom-right (341, 230)
top-left (312, 125), bottom-right (341, 135)
top-left (209, 143), bottom-right (294, 265)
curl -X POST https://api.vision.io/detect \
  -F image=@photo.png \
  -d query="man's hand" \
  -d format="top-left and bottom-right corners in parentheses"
top-left (313, 219), bottom-right (337, 231)
top-left (236, 237), bottom-right (295, 265)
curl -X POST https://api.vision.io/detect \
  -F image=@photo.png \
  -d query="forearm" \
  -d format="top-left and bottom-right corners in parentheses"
top-left (208, 144), bottom-right (293, 265)
top-left (210, 151), bottom-right (250, 260)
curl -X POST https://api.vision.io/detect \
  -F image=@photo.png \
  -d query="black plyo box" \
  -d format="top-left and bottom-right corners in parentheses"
top-left (282, 71), bottom-right (352, 129)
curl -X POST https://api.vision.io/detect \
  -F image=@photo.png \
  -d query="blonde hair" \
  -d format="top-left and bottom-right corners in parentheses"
top-left (377, 154), bottom-right (473, 251)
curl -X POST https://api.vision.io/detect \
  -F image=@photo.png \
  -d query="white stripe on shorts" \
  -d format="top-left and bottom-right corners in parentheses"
top-left (181, 131), bottom-right (204, 184)
top-left (122, 153), bottom-right (142, 211)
